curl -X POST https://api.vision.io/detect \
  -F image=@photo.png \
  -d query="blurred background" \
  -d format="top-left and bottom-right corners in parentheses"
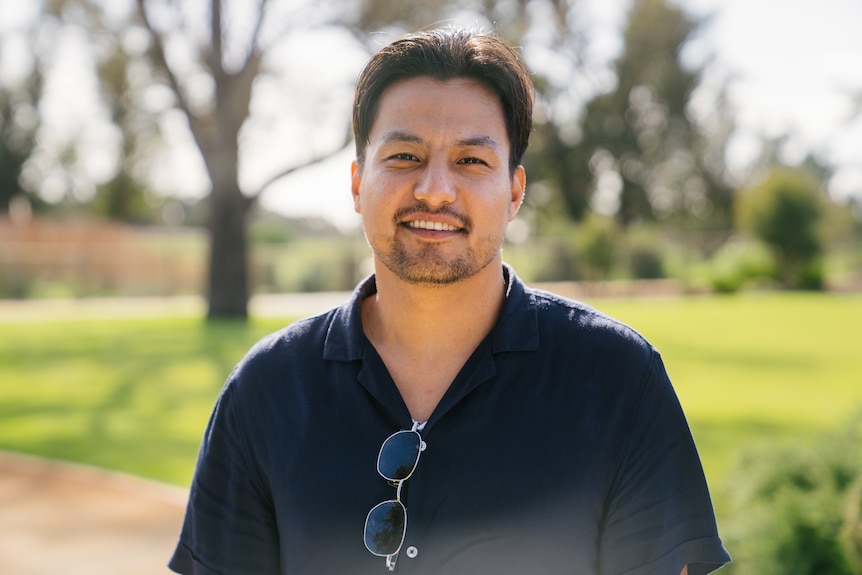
top-left (1, 0), bottom-right (861, 574)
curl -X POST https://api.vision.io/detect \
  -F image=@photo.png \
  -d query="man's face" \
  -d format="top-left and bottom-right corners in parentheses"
top-left (351, 76), bottom-right (526, 286)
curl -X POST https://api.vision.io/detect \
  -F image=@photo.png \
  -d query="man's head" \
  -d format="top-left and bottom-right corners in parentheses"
top-left (352, 27), bottom-right (534, 174)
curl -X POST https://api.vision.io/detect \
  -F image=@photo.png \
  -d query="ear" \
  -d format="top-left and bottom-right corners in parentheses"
top-left (351, 160), bottom-right (362, 214)
top-left (508, 165), bottom-right (526, 221)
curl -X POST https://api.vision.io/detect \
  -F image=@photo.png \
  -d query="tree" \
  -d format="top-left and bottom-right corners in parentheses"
top-left (52, 0), bottom-right (469, 319)
top-left (69, 3), bottom-right (162, 223)
top-left (0, 23), bottom-right (44, 216)
top-left (736, 168), bottom-right (825, 289)
top-left (533, 0), bottom-right (733, 233)
top-left (132, 0), bottom-right (307, 318)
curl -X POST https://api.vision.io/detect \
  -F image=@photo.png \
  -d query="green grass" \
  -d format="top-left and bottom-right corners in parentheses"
top-left (1, 292), bottom-right (861, 498)
top-left (0, 315), bottom-right (291, 486)
top-left (588, 292), bottom-right (862, 485)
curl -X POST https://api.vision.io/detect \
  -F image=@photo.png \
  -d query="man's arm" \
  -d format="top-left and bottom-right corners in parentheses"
top-left (681, 566), bottom-right (688, 575)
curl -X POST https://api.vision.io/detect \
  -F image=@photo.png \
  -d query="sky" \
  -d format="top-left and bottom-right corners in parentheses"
top-left (2, 0), bottom-right (861, 230)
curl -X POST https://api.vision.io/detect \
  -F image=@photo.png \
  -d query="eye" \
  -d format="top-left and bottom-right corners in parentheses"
top-left (458, 157), bottom-right (487, 166)
top-left (390, 153), bottom-right (419, 162)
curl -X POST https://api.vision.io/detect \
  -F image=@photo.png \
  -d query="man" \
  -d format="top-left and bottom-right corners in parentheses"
top-left (170, 27), bottom-right (730, 575)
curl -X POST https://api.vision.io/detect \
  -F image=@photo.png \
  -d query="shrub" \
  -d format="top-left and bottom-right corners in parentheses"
top-left (722, 412), bottom-right (862, 575)
top-left (736, 168), bottom-right (825, 289)
top-left (706, 239), bottom-right (775, 293)
top-left (576, 214), bottom-right (621, 281)
top-left (625, 227), bottom-right (667, 279)
top-left (629, 246), bottom-right (665, 279)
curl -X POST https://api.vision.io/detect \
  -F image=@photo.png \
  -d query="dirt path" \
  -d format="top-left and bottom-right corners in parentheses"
top-left (0, 451), bottom-right (187, 575)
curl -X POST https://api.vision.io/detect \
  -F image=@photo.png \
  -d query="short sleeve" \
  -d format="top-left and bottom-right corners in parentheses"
top-left (599, 351), bottom-right (731, 575)
top-left (169, 377), bottom-right (281, 575)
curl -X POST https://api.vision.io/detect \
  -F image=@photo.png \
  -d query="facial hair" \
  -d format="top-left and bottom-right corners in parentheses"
top-left (368, 205), bottom-right (505, 286)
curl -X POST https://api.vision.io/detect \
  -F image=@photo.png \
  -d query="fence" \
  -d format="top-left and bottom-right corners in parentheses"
top-left (0, 217), bottom-right (206, 298)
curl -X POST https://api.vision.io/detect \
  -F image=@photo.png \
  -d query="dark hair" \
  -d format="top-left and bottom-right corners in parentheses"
top-left (352, 27), bottom-right (534, 173)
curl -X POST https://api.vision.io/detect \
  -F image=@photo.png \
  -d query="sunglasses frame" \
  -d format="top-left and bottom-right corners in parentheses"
top-left (364, 429), bottom-right (426, 571)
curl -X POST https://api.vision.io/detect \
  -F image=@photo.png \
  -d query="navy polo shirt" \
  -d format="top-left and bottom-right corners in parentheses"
top-left (170, 266), bottom-right (730, 575)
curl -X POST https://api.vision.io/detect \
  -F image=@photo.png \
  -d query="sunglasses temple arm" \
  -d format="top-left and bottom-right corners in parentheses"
top-left (386, 553), bottom-right (399, 571)
top-left (385, 480), bottom-right (407, 571)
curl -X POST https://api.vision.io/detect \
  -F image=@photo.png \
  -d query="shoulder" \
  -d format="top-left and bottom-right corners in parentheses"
top-left (221, 310), bottom-right (338, 394)
top-left (528, 286), bottom-right (653, 357)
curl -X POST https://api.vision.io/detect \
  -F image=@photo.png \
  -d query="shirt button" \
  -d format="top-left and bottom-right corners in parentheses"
top-left (405, 546), bottom-right (418, 558)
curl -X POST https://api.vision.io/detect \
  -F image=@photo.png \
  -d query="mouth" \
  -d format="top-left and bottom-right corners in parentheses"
top-left (406, 220), bottom-right (463, 232)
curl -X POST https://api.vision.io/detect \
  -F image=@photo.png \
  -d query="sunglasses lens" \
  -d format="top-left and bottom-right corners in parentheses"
top-left (377, 430), bottom-right (421, 481)
top-left (364, 500), bottom-right (407, 556)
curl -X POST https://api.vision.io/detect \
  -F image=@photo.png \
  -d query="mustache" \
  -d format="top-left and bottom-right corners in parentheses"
top-left (393, 204), bottom-right (471, 230)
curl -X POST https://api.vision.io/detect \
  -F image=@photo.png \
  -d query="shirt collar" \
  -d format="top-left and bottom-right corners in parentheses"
top-left (322, 263), bottom-right (540, 362)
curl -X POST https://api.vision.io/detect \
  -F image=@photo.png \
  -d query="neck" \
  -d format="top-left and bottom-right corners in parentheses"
top-left (360, 259), bottom-right (507, 422)
top-left (362, 259), bottom-right (506, 355)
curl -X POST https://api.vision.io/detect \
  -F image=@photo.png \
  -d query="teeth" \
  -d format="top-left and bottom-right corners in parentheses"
top-left (408, 220), bottom-right (459, 231)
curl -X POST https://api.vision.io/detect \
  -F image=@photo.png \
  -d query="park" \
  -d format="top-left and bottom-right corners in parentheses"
top-left (2, 0), bottom-right (862, 572)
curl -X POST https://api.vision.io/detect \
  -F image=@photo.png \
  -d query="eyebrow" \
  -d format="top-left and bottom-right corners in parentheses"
top-left (456, 135), bottom-right (501, 152)
top-left (378, 130), bottom-right (424, 146)
top-left (378, 131), bottom-right (502, 153)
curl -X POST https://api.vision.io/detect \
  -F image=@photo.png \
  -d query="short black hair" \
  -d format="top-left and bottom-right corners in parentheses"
top-left (352, 27), bottom-right (534, 173)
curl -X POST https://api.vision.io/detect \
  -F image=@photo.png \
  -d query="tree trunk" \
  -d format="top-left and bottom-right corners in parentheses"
top-left (204, 122), bottom-right (251, 320)
top-left (206, 182), bottom-right (251, 319)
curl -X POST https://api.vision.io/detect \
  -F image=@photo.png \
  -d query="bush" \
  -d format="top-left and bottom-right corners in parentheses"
top-left (624, 227), bottom-right (667, 280)
top-left (843, 477), bottom-right (862, 572)
top-left (706, 239), bottom-right (775, 293)
top-left (576, 214), bottom-right (621, 281)
top-left (628, 246), bottom-right (665, 279)
top-left (736, 168), bottom-right (825, 289)
top-left (722, 412), bottom-right (862, 575)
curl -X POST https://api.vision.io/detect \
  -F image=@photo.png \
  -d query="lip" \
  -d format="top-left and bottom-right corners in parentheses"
top-left (404, 219), bottom-right (463, 232)
top-left (398, 212), bottom-right (467, 235)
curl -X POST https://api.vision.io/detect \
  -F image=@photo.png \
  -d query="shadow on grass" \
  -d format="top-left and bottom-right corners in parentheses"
top-left (0, 316), bottom-right (295, 485)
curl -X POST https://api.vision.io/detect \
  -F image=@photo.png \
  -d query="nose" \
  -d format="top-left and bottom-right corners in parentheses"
top-left (413, 159), bottom-right (456, 207)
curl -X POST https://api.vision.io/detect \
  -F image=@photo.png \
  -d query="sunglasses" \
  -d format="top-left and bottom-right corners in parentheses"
top-left (363, 429), bottom-right (426, 570)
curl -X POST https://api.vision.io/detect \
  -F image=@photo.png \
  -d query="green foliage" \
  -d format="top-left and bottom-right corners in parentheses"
top-left (252, 234), bottom-right (369, 293)
top-left (0, 61), bottom-right (42, 214)
top-left (736, 168), bottom-right (826, 289)
top-left (844, 477), bottom-right (862, 572)
top-left (628, 245), bottom-right (665, 279)
top-left (90, 172), bottom-right (156, 224)
top-left (705, 239), bottom-right (775, 293)
top-left (721, 413), bottom-right (862, 575)
top-left (249, 218), bottom-right (297, 245)
top-left (529, 0), bottom-right (734, 230)
top-left (624, 226), bottom-right (667, 279)
top-left (577, 214), bottom-right (622, 280)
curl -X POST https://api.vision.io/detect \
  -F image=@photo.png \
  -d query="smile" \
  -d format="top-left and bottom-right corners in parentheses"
top-left (407, 220), bottom-right (461, 232)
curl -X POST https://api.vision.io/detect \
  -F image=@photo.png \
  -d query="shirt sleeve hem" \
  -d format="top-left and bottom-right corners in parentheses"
top-left (620, 536), bottom-right (732, 575)
top-left (168, 541), bottom-right (223, 575)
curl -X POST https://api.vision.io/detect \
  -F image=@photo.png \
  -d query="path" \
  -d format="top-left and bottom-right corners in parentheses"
top-left (0, 451), bottom-right (186, 575)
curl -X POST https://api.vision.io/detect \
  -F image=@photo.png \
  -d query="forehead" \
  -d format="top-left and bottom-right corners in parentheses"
top-left (370, 76), bottom-right (508, 145)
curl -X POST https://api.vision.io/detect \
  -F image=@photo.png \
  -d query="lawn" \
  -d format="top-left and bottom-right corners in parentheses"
top-left (589, 293), bottom-right (862, 484)
top-left (1, 292), bottom-right (861, 498)
top-left (0, 314), bottom-right (291, 485)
